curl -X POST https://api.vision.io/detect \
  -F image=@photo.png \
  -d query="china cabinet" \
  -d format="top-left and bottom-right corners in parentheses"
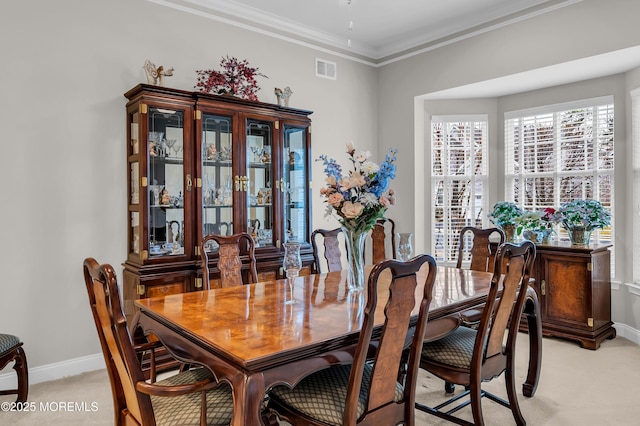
top-left (123, 84), bottom-right (313, 318)
top-left (525, 241), bottom-right (615, 350)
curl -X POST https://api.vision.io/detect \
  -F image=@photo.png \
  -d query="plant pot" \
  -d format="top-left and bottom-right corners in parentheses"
top-left (501, 224), bottom-right (517, 242)
top-left (566, 226), bottom-right (592, 245)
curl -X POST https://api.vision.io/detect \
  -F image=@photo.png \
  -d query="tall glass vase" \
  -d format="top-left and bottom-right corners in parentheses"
top-left (397, 232), bottom-right (413, 261)
top-left (341, 226), bottom-right (367, 291)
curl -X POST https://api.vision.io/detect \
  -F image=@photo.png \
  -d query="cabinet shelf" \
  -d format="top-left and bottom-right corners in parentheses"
top-left (203, 160), bottom-right (232, 167)
top-left (249, 162), bottom-right (272, 168)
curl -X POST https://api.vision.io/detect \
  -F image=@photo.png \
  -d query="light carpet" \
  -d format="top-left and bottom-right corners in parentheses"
top-left (2, 335), bottom-right (639, 425)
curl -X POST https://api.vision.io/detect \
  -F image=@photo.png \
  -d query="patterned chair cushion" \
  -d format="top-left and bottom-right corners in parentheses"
top-left (270, 362), bottom-right (404, 426)
top-left (0, 333), bottom-right (20, 354)
top-left (421, 326), bottom-right (477, 369)
top-left (151, 367), bottom-right (234, 426)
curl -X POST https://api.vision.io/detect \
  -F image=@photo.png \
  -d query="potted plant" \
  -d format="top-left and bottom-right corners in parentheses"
top-left (517, 207), bottom-right (561, 243)
top-left (488, 201), bottom-right (523, 241)
top-left (557, 199), bottom-right (610, 245)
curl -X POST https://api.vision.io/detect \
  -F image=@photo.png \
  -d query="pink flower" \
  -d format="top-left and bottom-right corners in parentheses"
top-left (327, 192), bottom-right (344, 207)
top-left (346, 142), bottom-right (355, 155)
top-left (355, 151), bottom-right (371, 162)
top-left (341, 201), bottom-right (364, 219)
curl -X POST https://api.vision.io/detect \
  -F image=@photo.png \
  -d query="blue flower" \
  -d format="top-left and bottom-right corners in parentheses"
top-left (317, 145), bottom-right (397, 232)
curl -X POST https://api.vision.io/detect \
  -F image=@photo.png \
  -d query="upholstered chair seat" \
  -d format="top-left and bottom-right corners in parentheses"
top-left (270, 362), bottom-right (403, 426)
top-left (0, 333), bottom-right (28, 402)
top-left (149, 368), bottom-right (233, 426)
top-left (420, 326), bottom-right (477, 369)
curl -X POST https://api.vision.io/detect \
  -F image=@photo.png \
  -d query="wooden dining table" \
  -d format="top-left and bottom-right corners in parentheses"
top-left (134, 265), bottom-right (541, 426)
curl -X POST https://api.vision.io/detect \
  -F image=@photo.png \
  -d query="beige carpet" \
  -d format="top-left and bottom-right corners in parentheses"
top-left (2, 336), bottom-right (639, 425)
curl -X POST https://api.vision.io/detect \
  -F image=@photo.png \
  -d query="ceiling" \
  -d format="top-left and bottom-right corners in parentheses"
top-left (160, 0), bottom-right (574, 61)
top-left (155, 0), bottom-right (640, 98)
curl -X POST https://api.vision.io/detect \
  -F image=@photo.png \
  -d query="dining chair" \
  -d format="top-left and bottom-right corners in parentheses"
top-left (83, 258), bottom-right (234, 426)
top-left (0, 333), bottom-right (28, 402)
top-left (201, 232), bottom-right (258, 289)
top-left (311, 228), bottom-right (345, 273)
top-left (415, 241), bottom-right (536, 426)
top-left (268, 254), bottom-right (438, 426)
top-left (455, 226), bottom-right (506, 328)
top-left (456, 226), bottom-right (505, 272)
top-left (370, 218), bottom-right (396, 264)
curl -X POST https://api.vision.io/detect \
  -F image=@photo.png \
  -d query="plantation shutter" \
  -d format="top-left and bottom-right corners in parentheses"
top-left (505, 96), bottom-right (614, 275)
top-left (431, 115), bottom-right (489, 265)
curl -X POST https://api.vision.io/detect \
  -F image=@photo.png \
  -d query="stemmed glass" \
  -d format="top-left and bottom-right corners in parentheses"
top-left (165, 139), bottom-right (177, 158)
top-left (282, 241), bottom-right (302, 305)
top-left (250, 146), bottom-right (262, 163)
top-left (397, 232), bottom-right (413, 261)
top-left (172, 142), bottom-right (182, 160)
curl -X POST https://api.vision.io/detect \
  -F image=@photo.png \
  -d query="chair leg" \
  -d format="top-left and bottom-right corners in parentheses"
top-left (505, 363), bottom-right (526, 425)
top-left (14, 346), bottom-right (28, 402)
top-left (469, 381), bottom-right (485, 426)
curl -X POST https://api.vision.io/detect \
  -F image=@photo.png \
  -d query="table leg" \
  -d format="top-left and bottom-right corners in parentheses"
top-left (230, 372), bottom-right (266, 426)
top-left (522, 287), bottom-right (542, 397)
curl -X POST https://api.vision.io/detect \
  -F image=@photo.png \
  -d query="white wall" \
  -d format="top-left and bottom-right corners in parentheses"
top-left (0, 0), bottom-right (377, 377)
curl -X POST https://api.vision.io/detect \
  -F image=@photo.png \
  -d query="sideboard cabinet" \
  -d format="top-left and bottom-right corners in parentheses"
top-left (528, 242), bottom-right (616, 350)
top-left (122, 84), bottom-right (313, 318)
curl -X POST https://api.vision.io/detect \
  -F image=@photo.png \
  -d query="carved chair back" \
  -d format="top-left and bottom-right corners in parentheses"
top-left (456, 226), bottom-right (505, 272)
top-left (269, 255), bottom-right (437, 425)
top-left (370, 218), bottom-right (396, 264)
top-left (83, 258), bottom-right (154, 425)
top-left (201, 232), bottom-right (258, 289)
top-left (311, 228), bottom-right (345, 273)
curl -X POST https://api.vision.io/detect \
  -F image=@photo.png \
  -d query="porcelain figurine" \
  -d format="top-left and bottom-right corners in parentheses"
top-left (143, 59), bottom-right (174, 86)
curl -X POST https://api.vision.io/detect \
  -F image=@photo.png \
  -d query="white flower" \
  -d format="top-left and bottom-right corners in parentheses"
top-left (355, 151), bottom-right (371, 162)
top-left (360, 161), bottom-right (379, 175)
top-left (360, 192), bottom-right (378, 207)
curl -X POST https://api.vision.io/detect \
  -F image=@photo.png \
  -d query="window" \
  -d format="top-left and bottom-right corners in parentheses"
top-left (431, 115), bottom-right (488, 264)
top-left (504, 96), bottom-right (614, 247)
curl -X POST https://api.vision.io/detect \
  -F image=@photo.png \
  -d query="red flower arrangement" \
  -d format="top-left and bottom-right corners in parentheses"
top-left (195, 56), bottom-right (267, 101)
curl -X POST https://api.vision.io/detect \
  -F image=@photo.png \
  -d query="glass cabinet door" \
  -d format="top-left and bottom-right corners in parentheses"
top-left (283, 125), bottom-right (309, 244)
top-left (246, 120), bottom-right (274, 248)
top-left (147, 107), bottom-right (185, 258)
top-left (201, 113), bottom-right (234, 241)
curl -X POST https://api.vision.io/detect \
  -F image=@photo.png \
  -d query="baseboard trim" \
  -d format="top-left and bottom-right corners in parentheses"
top-left (0, 353), bottom-right (105, 389)
top-left (613, 323), bottom-right (640, 345)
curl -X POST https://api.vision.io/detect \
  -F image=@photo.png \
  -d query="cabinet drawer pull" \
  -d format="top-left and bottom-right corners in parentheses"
top-left (540, 280), bottom-right (546, 296)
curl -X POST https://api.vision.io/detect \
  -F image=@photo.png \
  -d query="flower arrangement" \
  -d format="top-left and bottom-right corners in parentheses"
top-left (195, 56), bottom-right (267, 101)
top-left (488, 202), bottom-right (524, 227)
top-left (318, 144), bottom-right (397, 233)
top-left (517, 207), bottom-right (561, 234)
top-left (557, 199), bottom-right (611, 231)
top-left (516, 211), bottom-right (545, 235)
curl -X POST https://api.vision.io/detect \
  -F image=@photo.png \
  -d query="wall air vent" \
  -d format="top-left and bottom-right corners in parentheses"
top-left (315, 58), bottom-right (337, 80)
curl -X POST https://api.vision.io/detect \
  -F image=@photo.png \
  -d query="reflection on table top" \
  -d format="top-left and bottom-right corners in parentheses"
top-left (135, 265), bottom-right (493, 369)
